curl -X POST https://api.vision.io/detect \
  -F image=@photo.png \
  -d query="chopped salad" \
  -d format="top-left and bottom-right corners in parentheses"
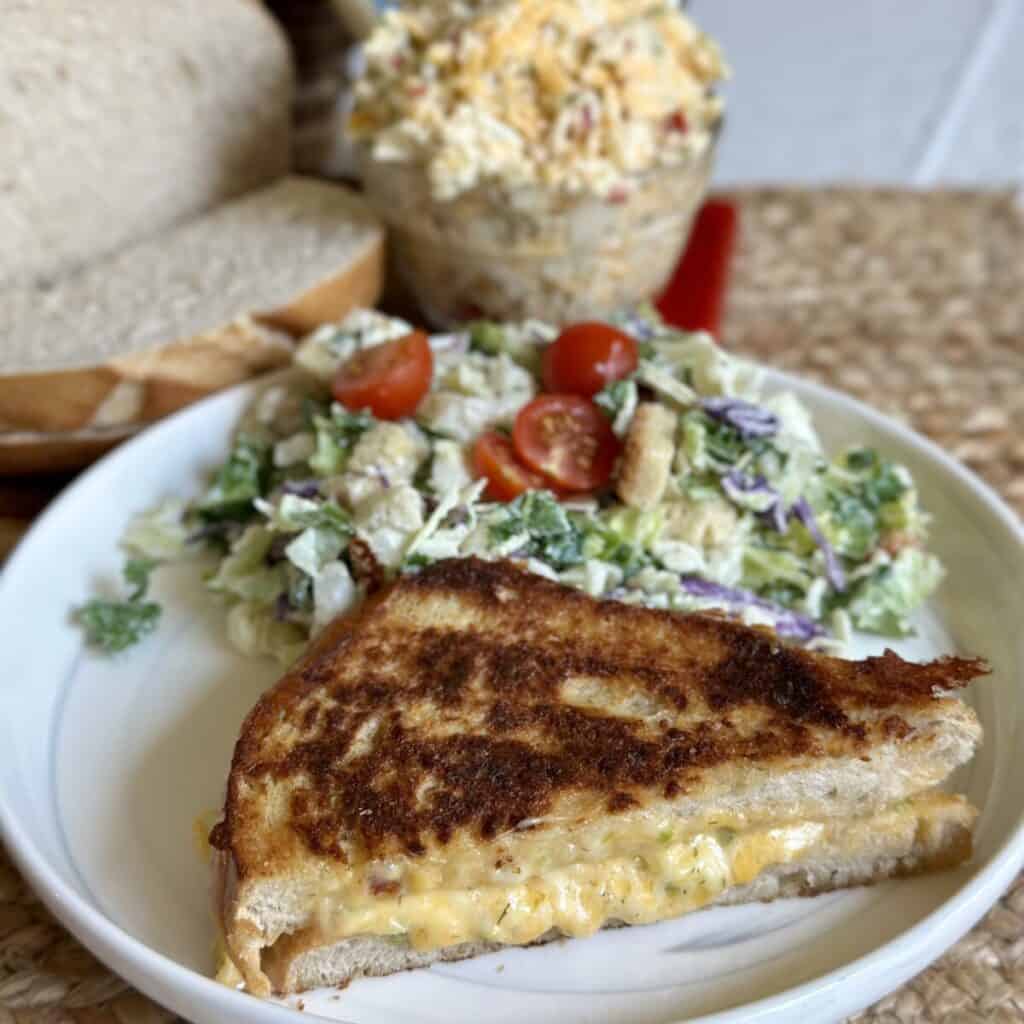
top-left (79, 308), bottom-right (943, 662)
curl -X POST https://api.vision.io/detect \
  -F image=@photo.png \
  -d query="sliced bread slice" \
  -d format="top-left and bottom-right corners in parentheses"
top-left (0, 0), bottom-right (293, 288)
top-left (0, 177), bottom-right (384, 434)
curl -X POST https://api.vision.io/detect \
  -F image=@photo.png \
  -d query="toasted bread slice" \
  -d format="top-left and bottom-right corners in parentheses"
top-left (0, 178), bottom-right (383, 435)
top-left (212, 558), bottom-right (984, 995)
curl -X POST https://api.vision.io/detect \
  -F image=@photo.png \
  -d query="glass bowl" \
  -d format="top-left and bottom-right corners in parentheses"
top-left (359, 134), bottom-right (718, 326)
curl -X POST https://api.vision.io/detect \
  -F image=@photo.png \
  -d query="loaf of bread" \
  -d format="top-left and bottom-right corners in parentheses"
top-left (0, 177), bottom-right (384, 435)
top-left (0, 0), bottom-right (294, 288)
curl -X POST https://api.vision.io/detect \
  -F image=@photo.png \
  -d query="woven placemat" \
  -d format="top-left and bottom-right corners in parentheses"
top-left (1, 186), bottom-right (1022, 1023)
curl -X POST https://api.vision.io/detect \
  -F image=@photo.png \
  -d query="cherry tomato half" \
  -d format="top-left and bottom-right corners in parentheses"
top-left (332, 330), bottom-right (433, 420)
top-left (473, 430), bottom-right (549, 501)
top-left (541, 322), bottom-right (638, 397)
top-left (513, 394), bottom-right (620, 492)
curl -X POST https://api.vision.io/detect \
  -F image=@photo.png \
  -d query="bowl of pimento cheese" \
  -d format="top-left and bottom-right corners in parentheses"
top-left (349, 0), bottom-right (727, 326)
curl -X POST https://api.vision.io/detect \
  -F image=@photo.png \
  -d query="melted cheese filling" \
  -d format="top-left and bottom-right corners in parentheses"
top-left (312, 821), bottom-right (825, 952)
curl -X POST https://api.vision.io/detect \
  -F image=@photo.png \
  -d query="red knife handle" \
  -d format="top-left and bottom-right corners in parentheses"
top-left (656, 198), bottom-right (738, 339)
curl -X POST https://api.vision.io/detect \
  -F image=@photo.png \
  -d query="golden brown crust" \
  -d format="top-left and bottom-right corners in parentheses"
top-left (0, 425), bottom-right (133, 475)
top-left (216, 558), bottom-right (986, 874)
top-left (0, 366), bottom-right (121, 433)
top-left (0, 320), bottom-right (291, 434)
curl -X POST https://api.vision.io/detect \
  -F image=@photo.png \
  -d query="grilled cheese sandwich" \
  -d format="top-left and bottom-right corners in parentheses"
top-left (211, 558), bottom-right (984, 996)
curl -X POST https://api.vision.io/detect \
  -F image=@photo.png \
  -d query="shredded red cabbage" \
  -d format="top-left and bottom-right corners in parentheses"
top-left (702, 397), bottom-right (779, 439)
top-left (266, 534), bottom-right (293, 565)
top-left (678, 575), bottom-right (826, 642)
top-left (719, 476), bottom-right (845, 592)
top-left (722, 469), bottom-right (790, 532)
top-left (762, 500), bottom-right (790, 534)
top-left (791, 497), bottom-right (846, 592)
top-left (281, 479), bottom-right (322, 499)
top-left (722, 469), bottom-right (777, 506)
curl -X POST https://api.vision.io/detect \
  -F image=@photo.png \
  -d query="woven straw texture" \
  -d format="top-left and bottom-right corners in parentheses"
top-left (1, 186), bottom-right (1022, 1022)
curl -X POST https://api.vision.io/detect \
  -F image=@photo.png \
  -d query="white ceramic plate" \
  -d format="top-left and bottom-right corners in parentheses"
top-left (1, 371), bottom-right (1023, 1024)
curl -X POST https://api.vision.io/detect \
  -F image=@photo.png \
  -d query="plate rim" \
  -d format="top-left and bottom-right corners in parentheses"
top-left (2, 369), bottom-right (1023, 1024)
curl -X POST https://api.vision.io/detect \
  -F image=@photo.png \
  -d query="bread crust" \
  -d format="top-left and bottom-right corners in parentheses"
top-left (0, 425), bottom-right (134, 475)
top-left (0, 231), bottom-right (384, 438)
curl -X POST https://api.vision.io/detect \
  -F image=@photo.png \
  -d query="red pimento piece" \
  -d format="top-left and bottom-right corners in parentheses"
top-left (667, 110), bottom-right (688, 132)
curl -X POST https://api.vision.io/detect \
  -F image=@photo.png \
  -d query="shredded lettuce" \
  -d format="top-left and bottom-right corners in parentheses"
top-left (282, 528), bottom-right (346, 579)
top-left (197, 436), bottom-right (270, 522)
top-left (353, 485), bottom-right (425, 568)
top-left (558, 559), bottom-right (624, 597)
top-left (312, 561), bottom-right (358, 633)
top-left (206, 526), bottom-right (288, 603)
top-left (581, 506), bottom-right (661, 574)
top-left (594, 377), bottom-right (639, 438)
top-left (742, 545), bottom-right (812, 592)
top-left (121, 498), bottom-right (191, 561)
top-left (226, 601), bottom-right (306, 665)
top-left (294, 310), bottom-right (413, 381)
top-left (467, 319), bottom-right (551, 371)
top-left (308, 404), bottom-right (375, 477)
top-left (486, 491), bottom-right (584, 570)
top-left (843, 549), bottom-right (944, 635)
top-left (258, 494), bottom-right (352, 538)
top-left (408, 479), bottom-right (486, 562)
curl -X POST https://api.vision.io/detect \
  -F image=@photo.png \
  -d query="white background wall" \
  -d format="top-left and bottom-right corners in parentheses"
top-left (689, 0), bottom-right (1024, 187)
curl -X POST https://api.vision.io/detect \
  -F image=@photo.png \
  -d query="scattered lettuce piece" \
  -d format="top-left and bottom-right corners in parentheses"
top-left (123, 557), bottom-right (158, 599)
top-left (76, 558), bottom-right (161, 653)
